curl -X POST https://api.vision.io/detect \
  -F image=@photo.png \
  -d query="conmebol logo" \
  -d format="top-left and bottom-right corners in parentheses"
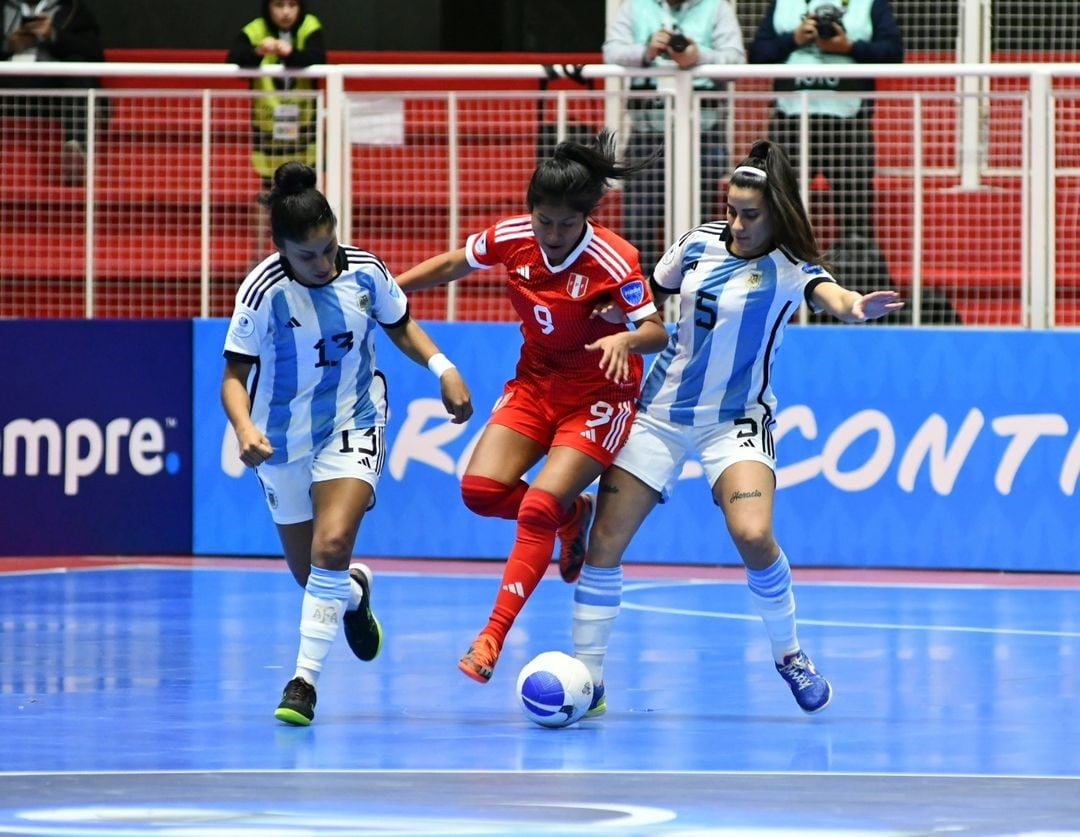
top-left (1, 417), bottom-right (180, 496)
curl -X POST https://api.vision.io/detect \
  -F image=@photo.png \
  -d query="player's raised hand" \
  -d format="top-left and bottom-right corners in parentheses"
top-left (854, 290), bottom-right (905, 322)
top-left (585, 333), bottom-right (634, 384)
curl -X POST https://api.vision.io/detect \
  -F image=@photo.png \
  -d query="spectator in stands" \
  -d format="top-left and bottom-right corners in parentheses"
top-left (395, 130), bottom-right (669, 692)
top-left (221, 162), bottom-right (472, 726)
top-left (568, 140), bottom-right (903, 718)
top-left (1, 0), bottom-right (105, 186)
top-left (603, 0), bottom-right (745, 276)
top-left (227, 0), bottom-right (326, 192)
top-left (748, 1), bottom-right (903, 246)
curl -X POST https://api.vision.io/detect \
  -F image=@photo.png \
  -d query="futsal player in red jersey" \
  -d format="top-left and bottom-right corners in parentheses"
top-left (397, 130), bottom-right (669, 684)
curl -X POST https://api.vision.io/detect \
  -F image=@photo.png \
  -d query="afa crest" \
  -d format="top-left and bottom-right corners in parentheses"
top-left (357, 290), bottom-right (371, 312)
top-left (746, 271), bottom-right (763, 289)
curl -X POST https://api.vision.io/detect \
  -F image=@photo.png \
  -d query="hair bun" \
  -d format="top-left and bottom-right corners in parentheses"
top-left (273, 162), bottom-right (318, 197)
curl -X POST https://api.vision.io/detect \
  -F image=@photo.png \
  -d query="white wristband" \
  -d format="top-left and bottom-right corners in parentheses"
top-left (427, 352), bottom-right (456, 379)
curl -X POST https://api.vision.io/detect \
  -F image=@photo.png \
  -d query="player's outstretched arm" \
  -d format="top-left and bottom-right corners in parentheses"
top-left (396, 247), bottom-right (473, 293)
top-left (384, 319), bottom-right (473, 424)
top-left (813, 283), bottom-right (905, 323)
top-left (585, 314), bottom-right (669, 384)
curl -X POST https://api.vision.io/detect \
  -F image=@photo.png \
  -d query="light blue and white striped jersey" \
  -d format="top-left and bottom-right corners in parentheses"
top-left (223, 245), bottom-right (409, 465)
top-left (639, 222), bottom-right (834, 427)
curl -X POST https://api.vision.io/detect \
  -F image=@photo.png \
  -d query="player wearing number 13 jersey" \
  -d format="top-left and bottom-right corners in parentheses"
top-left (221, 163), bottom-right (472, 726)
top-left (397, 130), bottom-right (669, 685)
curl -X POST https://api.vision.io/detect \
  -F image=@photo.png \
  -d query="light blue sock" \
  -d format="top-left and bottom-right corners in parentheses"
top-left (746, 552), bottom-right (799, 664)
top-left (294, 565), bottom-right (351, 686)
top-left (572, 564), bottom-right (623, 685)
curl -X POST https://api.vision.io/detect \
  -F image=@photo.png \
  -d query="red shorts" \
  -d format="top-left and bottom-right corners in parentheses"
top-left (487, 376), bottom-right (639, 469)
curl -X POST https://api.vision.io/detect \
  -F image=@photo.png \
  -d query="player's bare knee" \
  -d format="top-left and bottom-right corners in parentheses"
top-left (310, 532), bottom-right (353, 569)
top-left (729, 525), bottom-right (776, 563)
top-left (585, 519), bottom-right (628, 567)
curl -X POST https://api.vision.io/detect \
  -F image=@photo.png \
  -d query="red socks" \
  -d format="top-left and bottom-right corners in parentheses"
top-left (460, 474), bottom-right (528, 520)
top-left (482, 488), bottom-right (564, 647)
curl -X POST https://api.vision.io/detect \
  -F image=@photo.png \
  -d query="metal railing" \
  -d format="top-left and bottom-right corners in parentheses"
top-left (0, 61), bottom-right (1076, 327)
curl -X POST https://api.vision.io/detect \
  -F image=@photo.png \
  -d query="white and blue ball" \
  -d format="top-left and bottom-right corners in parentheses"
top-left (516, 651), bottom-right (593, 728)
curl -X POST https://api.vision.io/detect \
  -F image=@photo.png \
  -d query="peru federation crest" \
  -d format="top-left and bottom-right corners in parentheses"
top-left (566, 272), bottom-right (590, 299)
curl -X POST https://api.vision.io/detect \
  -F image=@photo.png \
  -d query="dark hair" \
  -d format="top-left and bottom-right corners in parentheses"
top-left (262, 0), bottom-right (307, 30)
top-left (266, 162), bottom-right (336, 244)
top-left (527, 129), bottom-right (653, 216)
top-left (728, 140), bottom-right (824, 266)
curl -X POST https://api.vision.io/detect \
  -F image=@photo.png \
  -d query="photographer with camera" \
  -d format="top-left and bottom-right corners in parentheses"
top-left (1, 0), bottom-right (105, 186)
top-left (603, 0), bottom-right (745, 277)
top-left (749, 0), bottom-right (903, 304)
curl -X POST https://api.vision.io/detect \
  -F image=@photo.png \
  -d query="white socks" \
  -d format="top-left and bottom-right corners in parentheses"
top-left (572, 564), bottom-right (623, 685)
top-left (746, 552), bottom-right (800, 664)
top-left (294, 565), bottom-right (351, 686)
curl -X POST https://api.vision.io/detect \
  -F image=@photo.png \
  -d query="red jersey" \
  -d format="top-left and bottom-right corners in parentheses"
top-left (465, 216), bottom-right (659, 392)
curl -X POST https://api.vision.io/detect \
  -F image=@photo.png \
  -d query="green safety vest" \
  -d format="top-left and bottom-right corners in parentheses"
top-left (242, 14), bottom-right (322, 177)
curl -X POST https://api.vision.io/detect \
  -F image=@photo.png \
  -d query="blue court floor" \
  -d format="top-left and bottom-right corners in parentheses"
top-left (1, 557), bottom-right (1079, 836)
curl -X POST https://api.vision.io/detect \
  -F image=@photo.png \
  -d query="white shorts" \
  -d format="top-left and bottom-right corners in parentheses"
top-left (613, 410), bottom-right (776, 503)
top-left (255, 426), bottom-right (385, 525)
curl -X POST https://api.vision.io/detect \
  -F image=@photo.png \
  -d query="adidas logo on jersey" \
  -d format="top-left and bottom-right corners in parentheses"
top-left (501, 581), bottom-right (525, 598)
top-left (286, 317), bottom-right (301, 328)
top-left (740, 439), bottom-right (755, 448)
top-left (515, 266), bottom-right (530, 280)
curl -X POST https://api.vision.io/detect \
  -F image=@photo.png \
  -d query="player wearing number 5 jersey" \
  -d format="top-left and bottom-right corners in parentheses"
top-left (397, 130), bottom-right (669, 685)
top-left (222, 162), bottom-right (473, 726)
top-left (570, 140), bottom-right (904, 718)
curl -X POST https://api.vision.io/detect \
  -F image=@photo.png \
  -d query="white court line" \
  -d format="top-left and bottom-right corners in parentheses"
top-left (4, 563), bottom-right (1079, 591)
top-left (3, 566), bottom-right (1078, 637)
top-left (1, 767), bottom-right (1079, 780)
top-left (620, 581), bottom-right (1080, 638)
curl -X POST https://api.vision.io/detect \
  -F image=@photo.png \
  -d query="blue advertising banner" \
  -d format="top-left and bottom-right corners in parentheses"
top-left (192, 319), bottom-right (521, 558)
top-left (0, 321), bottom-right (193, 555)
top-left (768, 328), bottom-right (1080, 572)
top-left (192, 321), bottom-right (1080, 572)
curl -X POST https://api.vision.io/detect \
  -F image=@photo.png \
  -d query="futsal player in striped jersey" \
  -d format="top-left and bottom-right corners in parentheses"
top-left (221, 162), bottom-right (473, 725)
top-left (396, 130), bottom-right (669, 685)
top-left (571, 140), bottom-right (903, 716)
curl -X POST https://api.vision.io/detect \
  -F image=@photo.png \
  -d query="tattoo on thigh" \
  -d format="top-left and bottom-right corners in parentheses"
top-left (728, 489), bottom-right (762, 504)
top-left (599, 481), bottom-right (620, 495)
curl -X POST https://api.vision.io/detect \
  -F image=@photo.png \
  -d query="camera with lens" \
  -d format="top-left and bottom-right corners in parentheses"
top-left (811, 3), bottom-right (845, 40)
top-left (667, 30), bottom-right (690, 53)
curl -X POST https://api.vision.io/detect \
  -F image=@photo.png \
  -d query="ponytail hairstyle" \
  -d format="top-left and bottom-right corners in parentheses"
top-left (729, 140), bottom-right (824, 266)
top-left (266, 162), bottom-right (336, 245)
top-left (527, 128), bottom-right (655, 216)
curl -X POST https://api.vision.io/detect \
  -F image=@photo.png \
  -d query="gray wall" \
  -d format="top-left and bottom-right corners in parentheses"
top-left (94, 0), bottom-right (442, 50)
top-left (93, 0), bottom-right (1077, 55)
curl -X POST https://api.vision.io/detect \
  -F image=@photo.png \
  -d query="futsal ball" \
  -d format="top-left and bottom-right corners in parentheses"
top-left (516, 651), bottom-right (593, 728)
